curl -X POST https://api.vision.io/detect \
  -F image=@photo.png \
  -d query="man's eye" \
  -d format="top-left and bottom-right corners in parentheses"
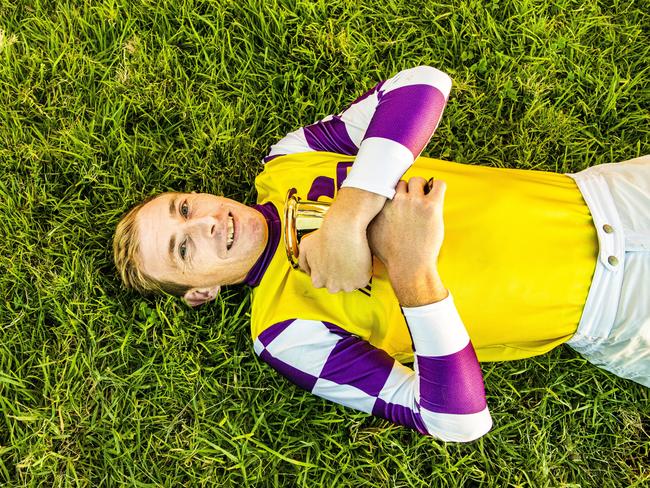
top-left (180, 201), bottom-right (189, 218)
top-left (179, 241), bottom-right (187, 260)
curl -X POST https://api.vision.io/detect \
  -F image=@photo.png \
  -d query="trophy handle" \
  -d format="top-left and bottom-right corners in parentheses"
top-left (284, 191), bottom-right (301, 269)
top-left (283, 190), bottom-right (331, 269)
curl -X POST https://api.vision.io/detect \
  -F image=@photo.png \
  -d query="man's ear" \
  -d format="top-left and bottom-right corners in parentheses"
top-left (183, 285), bottom-right (220, 307)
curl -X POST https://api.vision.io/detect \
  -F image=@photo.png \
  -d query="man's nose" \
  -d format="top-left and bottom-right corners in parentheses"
top-left (188, 215), bottom-right (221, 237)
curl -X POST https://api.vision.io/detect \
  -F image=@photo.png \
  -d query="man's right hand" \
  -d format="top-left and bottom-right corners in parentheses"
top-left (298, 187), bottom-right (385, 293)
top-left (368, 177), bottom-right (448, 307)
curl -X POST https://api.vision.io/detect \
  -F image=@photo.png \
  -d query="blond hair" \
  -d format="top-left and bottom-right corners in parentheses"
top-left (112, 194), bottom-right (189, 297)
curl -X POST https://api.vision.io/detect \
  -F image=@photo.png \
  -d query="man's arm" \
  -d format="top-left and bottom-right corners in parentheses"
top-left (255, 178), bottom-right (491, 440)
top-left (266, 66), bottom-right (452, 292)
top-left (265, 66), bottom-right (451, 183)
top-left (254, 295), bottom-right (491, 441)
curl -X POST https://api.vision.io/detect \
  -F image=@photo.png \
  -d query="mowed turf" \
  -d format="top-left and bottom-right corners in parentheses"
top-left (0, 0), bottom-right (648, 486)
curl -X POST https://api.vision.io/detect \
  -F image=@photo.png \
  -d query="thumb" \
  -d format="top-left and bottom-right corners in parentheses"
top-left (298, 233), bottom-right (314, 275)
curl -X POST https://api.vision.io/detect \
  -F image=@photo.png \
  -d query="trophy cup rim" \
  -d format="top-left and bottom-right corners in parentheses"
top-left (284, 190), bottom-right (300, 269)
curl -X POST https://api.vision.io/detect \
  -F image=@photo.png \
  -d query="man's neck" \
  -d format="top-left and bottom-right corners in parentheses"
top-left (242, 202), bottom-right (281, 287)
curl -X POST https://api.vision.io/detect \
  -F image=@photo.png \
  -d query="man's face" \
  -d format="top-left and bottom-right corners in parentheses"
top-left (136, 192), bottom-right (268, 290)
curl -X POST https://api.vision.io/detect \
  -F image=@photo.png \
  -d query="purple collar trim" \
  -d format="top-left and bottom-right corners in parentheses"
top-left (243, 202), bottom-right (281, 287)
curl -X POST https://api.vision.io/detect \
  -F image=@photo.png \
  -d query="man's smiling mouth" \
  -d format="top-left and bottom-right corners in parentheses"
top-left (227, 214), bottom-right (235, 250)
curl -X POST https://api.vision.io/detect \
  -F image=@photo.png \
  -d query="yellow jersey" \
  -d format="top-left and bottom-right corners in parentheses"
top-left (251, 152), bottom-right (598, 362)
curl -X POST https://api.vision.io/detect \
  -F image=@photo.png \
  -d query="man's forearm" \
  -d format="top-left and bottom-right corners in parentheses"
top-left (388, 267), bottom-right (449, 308)
top-left (325, 187), bottom-right (386, 231)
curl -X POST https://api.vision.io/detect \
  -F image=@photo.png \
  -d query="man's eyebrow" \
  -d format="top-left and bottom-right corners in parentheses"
top-left (169, 196), bottom-right (177, 216)
top-left (168, 234), bottom-right (176, 262)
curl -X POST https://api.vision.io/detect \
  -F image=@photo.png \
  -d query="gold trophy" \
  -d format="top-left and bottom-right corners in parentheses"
top-left (283, 178), bottom-right (433, 269)
top-left (284, 190), bottom-right (331, 269)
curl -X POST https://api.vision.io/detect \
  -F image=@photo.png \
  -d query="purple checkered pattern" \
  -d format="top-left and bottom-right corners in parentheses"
top-left (253, 299), bottom-right (491, 441)
top-left (263, 66), bottom-right (452, 197)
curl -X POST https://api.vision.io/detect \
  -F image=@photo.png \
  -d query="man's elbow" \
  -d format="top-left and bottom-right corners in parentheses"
top-left (421, 407), bottom-right (493, 442)
top-left (435, 418), bottom-right (492, 443)
top-left (411, 65), bottom-right (453, 98)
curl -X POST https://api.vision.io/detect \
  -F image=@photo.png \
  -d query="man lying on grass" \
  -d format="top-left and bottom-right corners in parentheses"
top-left (113, 66), bottom-right (649, 440)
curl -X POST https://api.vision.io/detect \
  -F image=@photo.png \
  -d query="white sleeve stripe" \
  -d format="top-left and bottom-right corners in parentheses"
top-left (262, 319), bottom-right (341, 377)
top-left (381, 66), bottom-right (452, 100)
top-left (420, 406), bottom-right (492, 442)
top-left (265, 128), bottom-right (314, 161)
top-left (403, 294), bottom-right (471, 356)
top-left (312, 378), bottom-right (377, 413)
top-left (376, 361), bottom-right (418, 409)
top-left (338, 93), bottom-right (380, 147)
top-left (341, 137), bottom-right (415, 199)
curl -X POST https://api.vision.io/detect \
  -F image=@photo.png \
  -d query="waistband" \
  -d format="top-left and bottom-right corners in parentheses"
top-left (565, 171), bottom-right (626, 351)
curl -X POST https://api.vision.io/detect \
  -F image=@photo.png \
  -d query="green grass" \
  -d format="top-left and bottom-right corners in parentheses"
top-left (1, 0), bottom-right (649, 486)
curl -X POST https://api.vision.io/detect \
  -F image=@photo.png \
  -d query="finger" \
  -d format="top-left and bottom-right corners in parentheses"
top-left (297, 244), bottom-right (311, 275)
top-left (407, 177), bottom-right (428, 195)
top-left (311, 273), bottom-right (325, 289)
top-left (427, 179), bottom-right (447, 202)
top-left (359, 267), bottom-right (372, 289)
top-left (327, 284), bottom-right (340, 294)
top-left (297, 230), bottom-right (318, 274)
top-left (394, 180), bottom-right (408, 195)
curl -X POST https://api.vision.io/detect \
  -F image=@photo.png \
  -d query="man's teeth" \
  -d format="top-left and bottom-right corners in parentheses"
top-left (227, 216), bottom-right (234, 249)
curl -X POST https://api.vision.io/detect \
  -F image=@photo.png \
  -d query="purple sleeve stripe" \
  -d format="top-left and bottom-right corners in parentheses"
top-left (372, 398), bottom-right (427, 434)
top-left (320, 335), bottom-right (395, 397)
top-left (259, 349), bottom-right (319, 392)
top-left (417, 342), bottom-right (487, 415)
top-left (349, 80), bottom-right (385, 106)
top-left (322, 321), bottom-right (352, 338)
top-left (257, 319), bottom-right (295, 347)
top-left (263, 154), bottom-right (283, 163)
top-left (364, 84), bottom-right (447, 158)
top-left (303, 116), bottom-right (359, 156)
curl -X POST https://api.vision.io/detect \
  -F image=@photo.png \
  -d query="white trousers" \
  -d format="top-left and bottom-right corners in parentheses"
top-left (568, 155), bottom-right (650, 387)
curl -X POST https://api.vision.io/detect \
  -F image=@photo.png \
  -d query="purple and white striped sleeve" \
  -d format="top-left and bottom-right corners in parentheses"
top-left (253, 294), bottom-right (491, 442)
top-left (265, 66), bottom-right (451, 198)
